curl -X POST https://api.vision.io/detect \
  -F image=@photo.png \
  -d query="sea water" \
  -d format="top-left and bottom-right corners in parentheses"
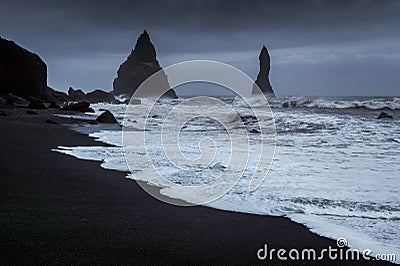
top-left (53, 96), bottom-right (400, 262)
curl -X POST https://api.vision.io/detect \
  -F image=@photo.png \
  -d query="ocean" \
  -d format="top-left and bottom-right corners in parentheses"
top-left (53, 96), bottom-right (400, 262)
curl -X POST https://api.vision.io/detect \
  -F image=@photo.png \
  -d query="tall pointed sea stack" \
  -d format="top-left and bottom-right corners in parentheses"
top-left (113, 30), bottom-right (177, 98)
top-left (252, 46), bottom-right (274, 96)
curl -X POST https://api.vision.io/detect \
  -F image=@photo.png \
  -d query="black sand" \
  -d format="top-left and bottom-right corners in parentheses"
top-left (0, 107), bottom-right (394, 265)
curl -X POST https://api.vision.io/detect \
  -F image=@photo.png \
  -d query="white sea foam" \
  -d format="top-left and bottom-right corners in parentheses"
top-left (233, 96), bottom-right (400, 110)
top-left (52, 97), bottom-right (400, 263)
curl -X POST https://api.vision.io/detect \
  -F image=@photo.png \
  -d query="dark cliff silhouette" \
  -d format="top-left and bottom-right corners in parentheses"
top-left (113, 30), bottom-right (177, 99)
top-left (252, 46), bottom-right (275, 96)
top-left (0, 37), bottom-right (47, 98)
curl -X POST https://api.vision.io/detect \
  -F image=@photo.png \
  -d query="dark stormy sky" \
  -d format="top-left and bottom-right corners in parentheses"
top-left (1, 0), bottom-right (400, 96)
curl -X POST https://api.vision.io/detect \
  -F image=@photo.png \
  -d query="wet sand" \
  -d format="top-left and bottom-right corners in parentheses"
top-left (0, 106), bottom-right (394, 265)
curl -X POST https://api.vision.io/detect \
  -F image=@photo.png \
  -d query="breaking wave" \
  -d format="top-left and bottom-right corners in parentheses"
top-left (234, 96), bottom-right (400, 110)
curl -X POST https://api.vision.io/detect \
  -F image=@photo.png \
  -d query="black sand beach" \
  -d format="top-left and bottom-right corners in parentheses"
top-left (0, 107), bottom-right (394, 265)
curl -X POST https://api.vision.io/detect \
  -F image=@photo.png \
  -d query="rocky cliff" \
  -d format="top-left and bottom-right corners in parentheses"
top-left (0, 37), bottom-right (47, 98)
top-left (252, 46), bottom-right (275, 96)
top-left (113, 30), bottom-right (177, 98)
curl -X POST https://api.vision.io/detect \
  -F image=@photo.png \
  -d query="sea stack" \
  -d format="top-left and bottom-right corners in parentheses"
top-left (0, 37), bottom-right (47, 98)
top-left (252, 46), bottom-right (275, 96)
top-left (113, 30), bottom-right (177, 99)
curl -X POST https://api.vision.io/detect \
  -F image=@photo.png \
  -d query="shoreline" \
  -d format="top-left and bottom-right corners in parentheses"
top-left (0, 106), bottom-right (395, 265)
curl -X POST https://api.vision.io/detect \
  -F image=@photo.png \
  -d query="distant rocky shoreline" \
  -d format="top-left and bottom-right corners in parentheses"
top-left (1, 31), bottom-right (275, 108)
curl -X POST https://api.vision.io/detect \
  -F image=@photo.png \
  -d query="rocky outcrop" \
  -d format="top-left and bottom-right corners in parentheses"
top-left (377, 112), bottom-right (393, 119)
top-left (63, 101), bottom-right (92, 112)
top-left (0, 37), bottom-right (121, 105)
top-left (96, 110), bottom-right (118, 123)
top-left (44, 87), bottom-right (69, 104)
top-left (252, 46), bottom-right (275, 96)
top-left (28, 97), bottom-right (46, 109)
top-left (67, 87), bottom-right (119, 103)
top-left (4, 93), bottom-right (29, 106)
top-left (68, 87), bottom-right (86, 102)
top-left (0, 37), bottom-right (47, 99)
top-left (162, 89), bottom-right (178, 99)
top-left (113, 30), bottom-right (177, 98)
top-left (86, 89), bottom-right (118, 103)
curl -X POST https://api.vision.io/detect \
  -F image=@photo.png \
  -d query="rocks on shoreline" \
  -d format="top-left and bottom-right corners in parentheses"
top-left (96, 110), bottom-right (118, 123)
top-left (68, 87), bottom-right (119, 104)
top-left (0, 36), bottom-right (121, 107)
top-left (377, 111), bottom-right (393, 119)
top-left (28, 97), bottom-right (47, 110)
top-left (63, 101), bottom-right (94, 113)
top-left (2, 33), bottom-right (282, 104)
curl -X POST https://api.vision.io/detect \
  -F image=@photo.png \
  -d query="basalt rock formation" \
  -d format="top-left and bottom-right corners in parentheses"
top-left (68, 87), bottom-right (86, 102)
top-left (96, 110), bottom-right (118, 124)
top-left (113, 30), bottom-right (177, 98)
top-left (63, 101), bottom-right (92, 113)
top-left (377, 112), bottom-right (393, 119)
top-left (27, 97), bottom-right (47, 109)
top-left (252, 46), bottom-right (275, 96)
top-left (0, 37), bottom-right (47, 98)
top-left (4, 93), bottom-right (29, 106)
top-left (0, 37), bottom-right (120, 105)
top-left (67, 87), bottom-right (119, 104)
top-left (86, 89), bottom-right (119, 104)
top-left (45, 87), bottom-right (69, 103)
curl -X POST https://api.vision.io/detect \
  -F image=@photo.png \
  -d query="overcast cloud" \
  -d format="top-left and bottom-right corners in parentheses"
top-left (1, 0), bottom-right (399, 95)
